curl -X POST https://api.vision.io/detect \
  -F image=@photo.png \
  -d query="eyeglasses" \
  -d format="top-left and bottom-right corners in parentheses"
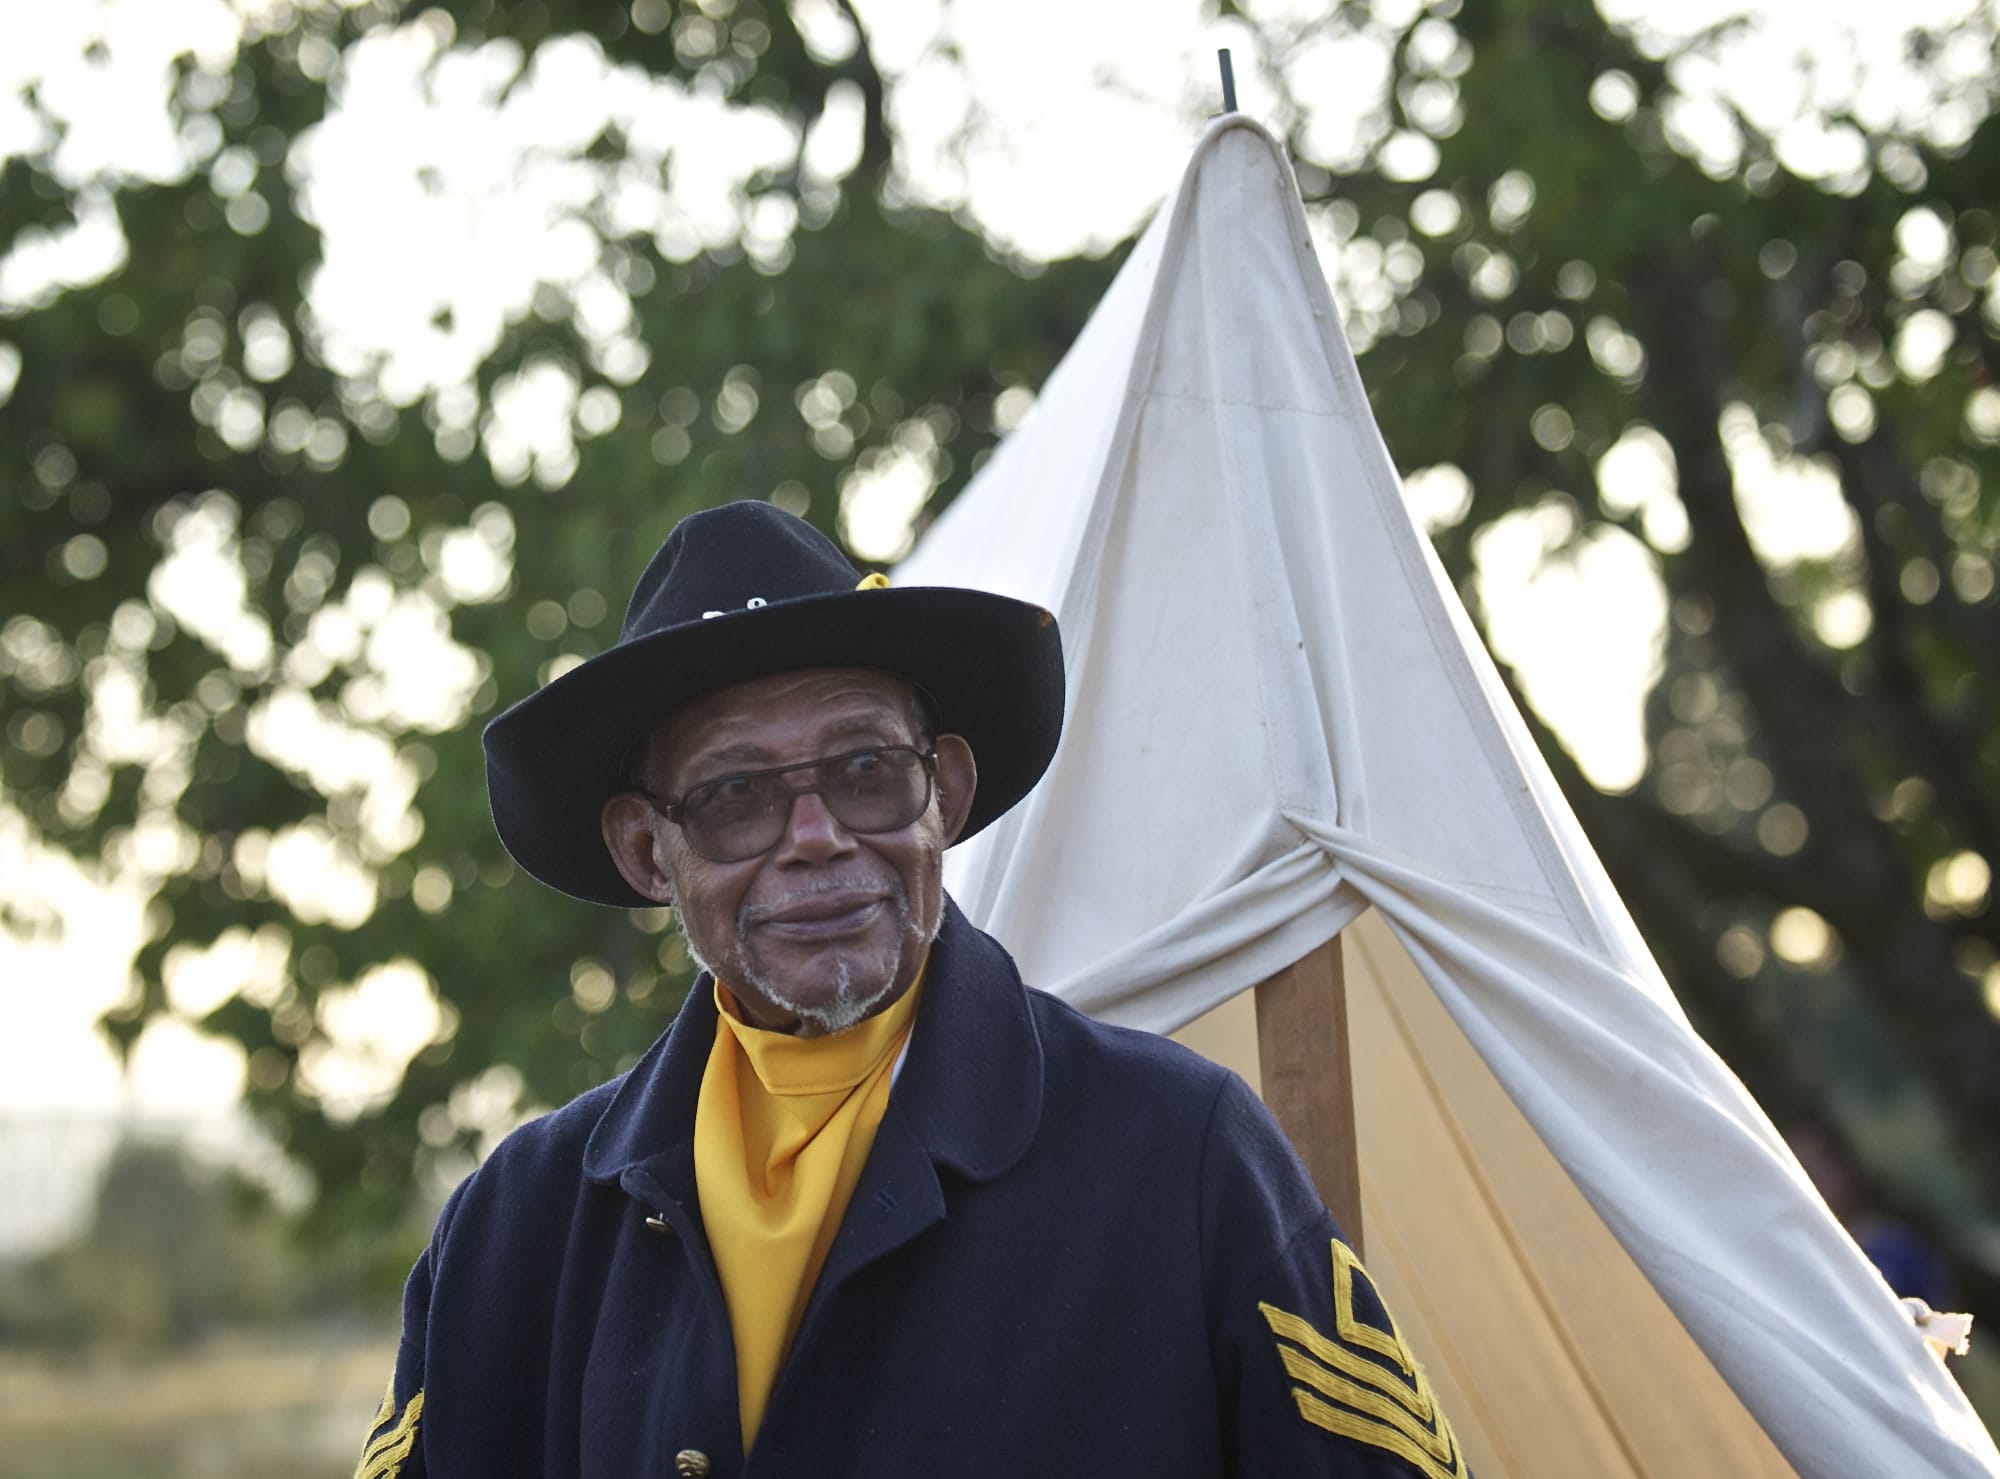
top-left (644, 745), bottom-right (938, 863)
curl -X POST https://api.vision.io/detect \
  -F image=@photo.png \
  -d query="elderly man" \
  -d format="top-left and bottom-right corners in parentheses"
top-left (358, 502), bottom-right (1467, 1479)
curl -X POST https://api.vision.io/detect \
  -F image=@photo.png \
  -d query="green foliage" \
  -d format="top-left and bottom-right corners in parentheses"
top-left (0, 0), bottom-right (1114, 1246)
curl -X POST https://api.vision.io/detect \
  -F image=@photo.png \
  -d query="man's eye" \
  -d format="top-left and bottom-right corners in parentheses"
top-left (695, 776), bottom-right (765, 816)
top-left (834, 751), bottom-right (888, 787)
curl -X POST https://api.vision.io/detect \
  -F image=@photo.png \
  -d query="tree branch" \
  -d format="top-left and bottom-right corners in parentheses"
top-left (831, 0), bottom-right (893, 177)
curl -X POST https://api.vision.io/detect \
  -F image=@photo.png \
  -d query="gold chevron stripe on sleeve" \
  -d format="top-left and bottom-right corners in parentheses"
top-left (355, 1388), bottom-right (424, 1479)
top-left (1276, 1347), bottom-right (1460, 1466)
top-left (1293, 1388), bottom-right (1468, 1479)
top-left (364, 1375), bottom-right (395, 1433)
top-left (1327, 1239), bottom-right (1412, 1367)
top-left (1259, 1302), bottom-right (1435, 1418)
top-left (1259, 1238), bottom-right (1467, 1474)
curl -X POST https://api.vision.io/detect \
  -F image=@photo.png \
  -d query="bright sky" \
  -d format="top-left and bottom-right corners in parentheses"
top-left (0, 0), bottom-right (1992, 1247)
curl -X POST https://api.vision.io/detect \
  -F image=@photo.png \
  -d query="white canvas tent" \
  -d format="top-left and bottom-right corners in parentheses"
top-left (896, 115), bottom-right (2000, 1478)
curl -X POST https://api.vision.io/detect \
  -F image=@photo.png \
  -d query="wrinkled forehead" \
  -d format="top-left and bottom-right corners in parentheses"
top-left (646, 666), bottom-right (930, 785)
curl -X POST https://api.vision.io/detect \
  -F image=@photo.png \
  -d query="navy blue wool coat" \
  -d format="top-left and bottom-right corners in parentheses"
top-left (359, 901), bottom-right (1468, 1478)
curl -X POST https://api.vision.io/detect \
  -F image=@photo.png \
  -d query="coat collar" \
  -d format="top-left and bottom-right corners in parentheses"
top-left (581, 897), bottom-right (1044, 1189)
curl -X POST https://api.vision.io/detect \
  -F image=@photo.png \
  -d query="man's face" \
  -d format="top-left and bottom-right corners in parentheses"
top-left (603, 667), bottom-right (976, 1036)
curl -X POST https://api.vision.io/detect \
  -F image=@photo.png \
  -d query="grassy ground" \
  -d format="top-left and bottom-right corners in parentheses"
top-left (0, 1328), bottom-right (395, 1479)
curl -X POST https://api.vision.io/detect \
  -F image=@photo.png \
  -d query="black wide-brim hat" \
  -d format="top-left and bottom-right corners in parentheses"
top-left (483, 500), bottom-right (1064, 907)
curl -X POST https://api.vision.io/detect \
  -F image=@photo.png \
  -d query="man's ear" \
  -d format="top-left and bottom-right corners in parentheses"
top-left (601, 793), bottom-right (676, 905)
top-left (932, 734), bottom-right (978, 846)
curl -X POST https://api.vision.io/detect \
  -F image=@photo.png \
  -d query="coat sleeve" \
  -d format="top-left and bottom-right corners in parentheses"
top-left (1199, 1074), bottom-right (1474, 1479)
top-left (357, 1171), bottom-right (476, 1479)
top-left (354, 1241), bottom-right (433, 1479)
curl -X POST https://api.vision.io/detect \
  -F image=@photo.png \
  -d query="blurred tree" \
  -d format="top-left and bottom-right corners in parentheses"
top-left (0, 1137), bottom-right (385, 1348)
top-left (3, 0), bottom-right (1997, 1331)
top-left (0, 0), bottom-right (1114, 1251)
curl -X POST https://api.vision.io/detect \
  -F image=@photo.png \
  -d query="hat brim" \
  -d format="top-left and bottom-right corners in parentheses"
top-left (483, 585), bottom-right (1064, 906)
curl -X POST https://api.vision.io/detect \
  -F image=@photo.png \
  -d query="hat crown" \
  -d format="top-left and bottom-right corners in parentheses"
top-left (624, 502), bottom-right (863, 642)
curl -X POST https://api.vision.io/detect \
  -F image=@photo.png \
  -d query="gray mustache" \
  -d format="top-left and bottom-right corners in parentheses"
top-left (738, 876), bottom-right (909, 929)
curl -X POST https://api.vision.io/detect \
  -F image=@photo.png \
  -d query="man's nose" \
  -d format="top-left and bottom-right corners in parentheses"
top-left (773, 788), bottom-right (855, 861)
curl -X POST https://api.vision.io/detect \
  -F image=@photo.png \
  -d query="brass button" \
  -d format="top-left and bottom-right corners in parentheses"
top-left (673, 1450), bottom-right (710, 1477)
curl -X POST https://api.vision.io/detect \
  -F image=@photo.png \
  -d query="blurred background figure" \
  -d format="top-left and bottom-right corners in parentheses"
top-left (1789, 1116), bottom-right (1958, 1314)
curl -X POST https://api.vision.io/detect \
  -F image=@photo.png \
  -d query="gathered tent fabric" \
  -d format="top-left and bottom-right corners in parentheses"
top-left (895, 115), bottom-right (1999, 1478)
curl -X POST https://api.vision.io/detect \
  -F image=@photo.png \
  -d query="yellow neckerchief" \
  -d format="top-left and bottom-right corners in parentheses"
top-left (694, 963), bottom-right (926, 1449)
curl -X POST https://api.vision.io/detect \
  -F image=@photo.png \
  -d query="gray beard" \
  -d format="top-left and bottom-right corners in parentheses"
top-left (677, 880), bottom-right (940, 1035)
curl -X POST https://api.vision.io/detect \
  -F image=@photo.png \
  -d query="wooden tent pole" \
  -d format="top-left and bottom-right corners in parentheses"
top-left (1253, 936), bottom-right (1363, 1257)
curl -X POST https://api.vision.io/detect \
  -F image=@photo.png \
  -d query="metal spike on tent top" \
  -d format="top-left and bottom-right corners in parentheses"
top-left (1218, 49), bottom-right (1237, 113)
